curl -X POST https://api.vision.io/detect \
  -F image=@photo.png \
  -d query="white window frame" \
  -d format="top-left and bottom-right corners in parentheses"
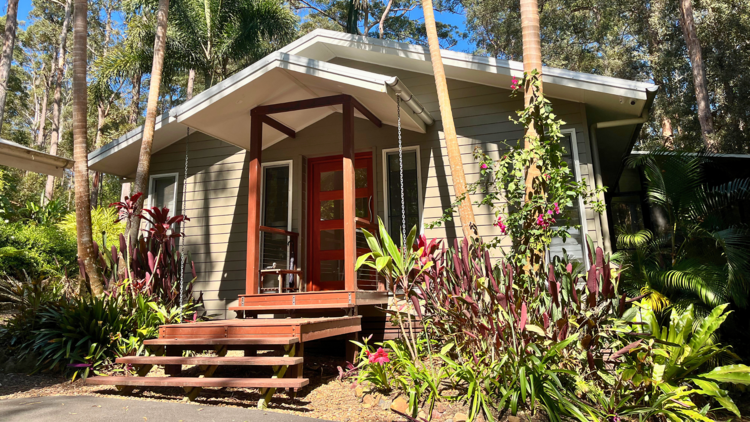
top-left (260, 160), bottom-right (294, 271)
top-left (260, 160), bottom-right (293, 231)
top-left (148, 173), bottom-right (179, 211)
top-left (381, 145), bottom-right (424, 236)
top-left (559, 129), bottom-right (590, 268)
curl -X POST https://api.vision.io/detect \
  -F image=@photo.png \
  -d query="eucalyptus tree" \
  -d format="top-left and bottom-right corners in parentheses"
top-left (0, 0), bottom-right (20, 131)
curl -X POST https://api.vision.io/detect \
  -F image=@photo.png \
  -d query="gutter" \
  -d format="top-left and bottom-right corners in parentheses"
top-left (589, 113), bottom-right (648, 254)
top-left (386, 77), bottom-right (435, 126)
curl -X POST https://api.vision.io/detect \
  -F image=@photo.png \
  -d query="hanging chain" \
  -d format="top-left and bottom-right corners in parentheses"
top-left (180, 127), bottom-right (189, 318)
top-left (397, 96), bottom-right (407, 248)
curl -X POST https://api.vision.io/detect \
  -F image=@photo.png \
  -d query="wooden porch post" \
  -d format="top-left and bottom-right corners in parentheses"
top-left (342, 97), bottom-right (356, 292)
top-left (246, 110), bottom-right (263, 295)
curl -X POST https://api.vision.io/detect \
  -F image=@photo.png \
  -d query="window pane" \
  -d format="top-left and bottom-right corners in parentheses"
top-left (551, 134), bottom-right (586, 263)
top-left (262, 166), bottom-right (290, 229)
top-left (153, 176), bottom-right (176, 211)
top-left (261, 165), bottom-right (290, 274)
top-left (386, 150), bottom-right (420, 241)
top-left (320, 229), bottom-right (344, 250)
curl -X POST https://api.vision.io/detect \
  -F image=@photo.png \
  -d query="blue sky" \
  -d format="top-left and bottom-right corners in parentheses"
top-left (12, 0), bottom-right (472, 52)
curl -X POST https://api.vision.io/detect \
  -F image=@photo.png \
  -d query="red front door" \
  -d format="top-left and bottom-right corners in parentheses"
top-left (308, 153), bottom-right (373, 291)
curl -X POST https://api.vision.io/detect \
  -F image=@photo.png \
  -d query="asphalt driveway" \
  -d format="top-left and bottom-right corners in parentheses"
top-left (0, 395), bottom-right (331, 422)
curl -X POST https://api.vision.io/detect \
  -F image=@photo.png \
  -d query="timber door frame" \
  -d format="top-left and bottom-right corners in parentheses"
top-left (306, 152), bottom-right (374, 292)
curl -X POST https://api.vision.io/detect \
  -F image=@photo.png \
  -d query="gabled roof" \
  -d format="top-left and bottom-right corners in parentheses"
top-left (0, 138), bottom-right (74, 177)
top-left (89, 29), bottom-right (658, 178)
top-left (284, 30), bottom-right (658, 117)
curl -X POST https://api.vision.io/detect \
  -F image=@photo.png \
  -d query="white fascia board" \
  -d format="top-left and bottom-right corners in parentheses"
top-left (88, 111), bottom-right (176, 166)
top-left (286, 30), bottom-right (658, 100)
top-left (173, 52), bottom-right (397, 123)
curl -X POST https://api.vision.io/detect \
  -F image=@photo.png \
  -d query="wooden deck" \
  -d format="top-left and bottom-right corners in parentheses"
top-left (157, 316), bottom-right (362, 342)
top-left (85, 316), bottom-right (361, 407)
top-left (230, 290), bottom-right (388, 314)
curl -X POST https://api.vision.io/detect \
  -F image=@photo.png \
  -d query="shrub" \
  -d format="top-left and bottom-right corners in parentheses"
top-left (57, 206), bottom-right (125, 247)
top-left (0, 221), bottom-right (77, 280)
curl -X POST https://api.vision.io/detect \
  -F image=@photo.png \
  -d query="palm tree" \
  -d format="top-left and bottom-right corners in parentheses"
top-left (519, 0), bottom-right (545, 269)
top-left (617, 151), bottom-right (750, 314)
top-left (420, 0), bottom-right (476, 238)
top-left (130, 0), bottom-right (170, 241)
top-left (167, 0), bottom-right (296, 90)
top-left (72, 0), bottom-right (104, 296)
top-left (0, 0), bottom-right (20, 131)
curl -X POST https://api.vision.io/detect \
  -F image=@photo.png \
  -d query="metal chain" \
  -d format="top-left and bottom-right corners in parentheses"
top-left (180, 127), bottom-right (189, 317)
top-left (397, 96), bottom-right (406, 247)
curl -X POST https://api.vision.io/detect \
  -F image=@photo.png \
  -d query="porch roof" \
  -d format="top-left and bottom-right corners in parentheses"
top-left (0, 138), bottom-right (74, 177)
top-left (89, 52), bottom-right (431, 178)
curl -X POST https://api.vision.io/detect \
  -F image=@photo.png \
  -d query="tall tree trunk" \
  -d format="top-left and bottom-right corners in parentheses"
top-left (44, 0), bottom-right (72, 203)
top-left (72, 0), bottom-right (104, 296)
top-left (678, 0), bottom-right (716, 151)
top-left (0, 0), bottom-right (19, 132)
top-left (91, 2), bottom-right (114, 209)
top-left (129, 72), bottom-right (141, 125)
top-left (129, 0), bottom-right (170, 241)
top-left (420, 0), bottom-right (476, 238)
top-left (186, 68), bottom-right (195, 100)
top-left (520, 0), bottom-right (545, 270)
top-left (379, 0), bottom-right (392, 38)
top-left (35, 76), bottom-right (49, 148)
top-left (662, 116), bottom-right (674, 149)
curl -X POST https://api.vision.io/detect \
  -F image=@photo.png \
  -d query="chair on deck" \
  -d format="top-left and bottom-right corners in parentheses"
top-left (259, 226), bottom-right (303, 293)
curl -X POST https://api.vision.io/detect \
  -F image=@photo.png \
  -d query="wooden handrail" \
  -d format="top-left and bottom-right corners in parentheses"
top-left (259, 226), bottom-right (299, 239)
top-left (355, 217), bottom-right (377, 231)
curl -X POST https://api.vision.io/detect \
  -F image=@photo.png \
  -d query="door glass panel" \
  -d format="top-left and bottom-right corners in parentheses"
top-left (320, 168), bottom-right (368, 192)
top-left (152, 176), bottom-right (177, 211)
top-left (320, 198), bottom-right (370, 221)
top-left (320, 171), bottom-right (343, 192)
top-left (320, 229), bottom-right (345, 250)
top-left (320, 260), bottom-right (345, 282)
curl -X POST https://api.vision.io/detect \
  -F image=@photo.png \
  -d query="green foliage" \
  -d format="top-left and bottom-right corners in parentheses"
top-left (15, 199), bottom-right (68, 225)
top-left (0, 277), bottom-right (200, 380)
top-left (0, 220), bottom-right (77, 280)
top-left (427, 71), bottom-right (603, 276)
top-left (57, 206), bottom-right (125, 246)
top-left (617, 151), bottom-right (750, 312)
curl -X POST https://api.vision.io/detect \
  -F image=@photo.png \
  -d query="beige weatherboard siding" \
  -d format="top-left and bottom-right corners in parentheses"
top-left (147, 61), bottom-right (604, 318)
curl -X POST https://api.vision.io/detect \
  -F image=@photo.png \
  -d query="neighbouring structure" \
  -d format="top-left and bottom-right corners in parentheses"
top-left (85, 30), bottom-right (658, 403)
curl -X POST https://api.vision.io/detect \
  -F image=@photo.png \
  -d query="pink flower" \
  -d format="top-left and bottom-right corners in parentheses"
top-left (494, 216), bottom-right (508, 235)
top-left (547, 210), bottom-right (554, 215)
top-left (536, 214), bottom-right (551, 229)
top-left (511, 76), bottom-right (519, 90)
top-left (366, 347), bottom-right (390, 365)
top-left (553, 202), bottom-right (560, 214)
top-left (481, 163), bottom-right (488, 169)
top-left (545, 174), bottom-right (550, 180)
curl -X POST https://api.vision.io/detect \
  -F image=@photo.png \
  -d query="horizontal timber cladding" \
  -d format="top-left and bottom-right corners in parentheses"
top-left (147, 60), bottom-right (604, 318)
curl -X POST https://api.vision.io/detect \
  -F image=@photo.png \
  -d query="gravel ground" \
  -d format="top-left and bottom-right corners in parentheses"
top-left (0, 353), bottom-right (473, 422)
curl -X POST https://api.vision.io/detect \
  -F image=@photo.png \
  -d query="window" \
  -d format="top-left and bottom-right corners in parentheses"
top-left (260, 161), bottom-right (292, 274)
top-left (383, 146), bottom-right (422, 242)
top-left (148, 173), bottom-right (178, 211)
top-left (549, 131), bottom-right (589, 267)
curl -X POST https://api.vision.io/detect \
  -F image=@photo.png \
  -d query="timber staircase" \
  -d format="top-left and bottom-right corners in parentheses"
top-left (85, 316), bottom-right (361, 408)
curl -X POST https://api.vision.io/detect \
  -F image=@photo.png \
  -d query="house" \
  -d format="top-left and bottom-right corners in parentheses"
top-left (85, 30), bottom-right (657, 400)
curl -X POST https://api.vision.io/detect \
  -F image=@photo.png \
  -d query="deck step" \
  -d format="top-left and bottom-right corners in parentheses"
top-left (143, 337), bottom-right (299, 346)
top-left (116, 356), bottom-right (304, 366)
top-left (85, 376), bottom-right (309, 389)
